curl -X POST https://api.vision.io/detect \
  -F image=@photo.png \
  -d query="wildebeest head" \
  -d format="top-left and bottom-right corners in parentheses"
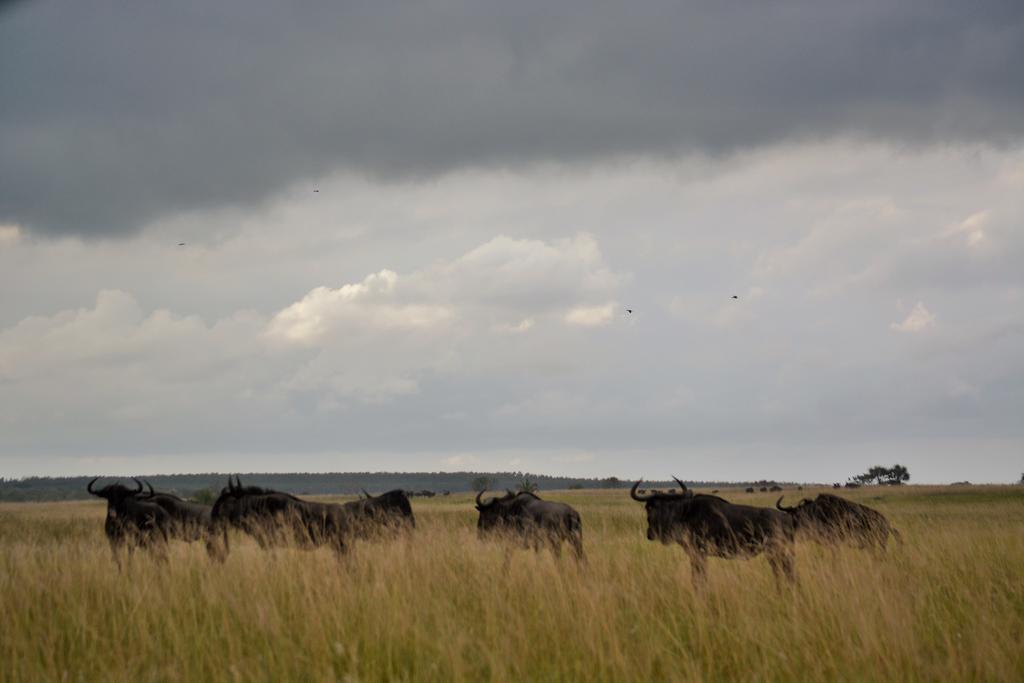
top-left (87, 477), bottom-right (144, 515)
top-left (475, 489), bottom-right (518, 535)
top-left (631, 477), bottom-right (694, 544)
top-left (210, 475), bottom-right (266, 523)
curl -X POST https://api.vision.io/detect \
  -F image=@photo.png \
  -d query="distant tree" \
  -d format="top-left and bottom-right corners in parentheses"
top-left (602, 476), bottom-right (622, 489)
top-left (470, 476), bottom-right (497, 493)
top-left (516, 476), bottom-right (539, 494)
top-left (851, 465), bottom-right (910, 486)
top-left (568, 484), bottom-right (584, 490)
top-left (885, 464), bottom-right (910, 485)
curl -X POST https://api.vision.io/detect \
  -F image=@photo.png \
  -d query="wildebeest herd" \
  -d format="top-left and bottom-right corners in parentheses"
top-left (87, 476), bottom-right (900, 585)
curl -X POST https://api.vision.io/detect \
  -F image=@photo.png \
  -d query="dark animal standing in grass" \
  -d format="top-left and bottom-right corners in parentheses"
top-left (631, 478), bottom-right (795, 587)
top-left (347, 489), bottom-right (416, 539)
top-left (210, 476), bottom-right (353, 556)
top-left (476, 490), bottom-right (584, 561)
top-left (87, 477), bottom-right (170, 562)
top-left (140, 481), bottom-right (226, 561)
top-left (776, 494), bottom-right (901, 551)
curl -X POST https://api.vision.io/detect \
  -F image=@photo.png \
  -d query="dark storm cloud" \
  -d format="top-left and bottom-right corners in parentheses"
top-left (2, 0), bottom-right (1022, 236)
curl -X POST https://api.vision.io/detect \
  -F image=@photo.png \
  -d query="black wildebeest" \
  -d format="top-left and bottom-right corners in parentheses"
top-left (87, 477), bottom-right (170, 561)
top-left (776, 494), bottom-right (901, 551)
top-left (475, 490), bottom-right (584, 560)
top-left (745, 487), bottom-right (755, 493)
top-left (140, 481), bottom-right (226, 561)
top-left (211, 477), bottom-right (353, 555)
top-left (631, 478), bottom-right (795, 587)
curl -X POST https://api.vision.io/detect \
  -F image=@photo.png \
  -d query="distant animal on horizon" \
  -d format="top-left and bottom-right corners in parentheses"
top-left (475, 490), bottom-right (584, 561)
top-left (776, 494), bottom-right (901, 551)
top-left (631, 478), bottom-right (795, 587)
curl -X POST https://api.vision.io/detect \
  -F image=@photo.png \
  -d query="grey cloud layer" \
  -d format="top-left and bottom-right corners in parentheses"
top-left (1, 143), bottom-right (1021, 481)
top-left (2, 1), bottom-right (1023, 235)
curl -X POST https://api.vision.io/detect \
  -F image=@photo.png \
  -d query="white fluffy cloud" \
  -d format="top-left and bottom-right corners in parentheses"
top-left (891, 302), bottom-right (936, 333)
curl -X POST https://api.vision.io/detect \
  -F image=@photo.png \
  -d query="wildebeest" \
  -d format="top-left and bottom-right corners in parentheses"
top-left (348, 488), bottom-right (416, 538)
top-left (87, 477), bottom-right (170, 561)
top-left (745, 487), bottom-right (755, 493)
top-left (631, 478), bottom-right (795, 587)
top-left (475, 490), bottom-right (584, 560)
top-left (140, 481), bottom-right (225, 560)
top-left (769, 485), bottom-right (782, 492)
top-left (210, 476), bottom-right (353, 555)
top-left (776, 494), bottom-right (901, 550)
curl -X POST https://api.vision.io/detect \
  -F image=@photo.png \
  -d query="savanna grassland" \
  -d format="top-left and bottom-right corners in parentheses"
top-left (1, 486), bottom-right (1022, 682)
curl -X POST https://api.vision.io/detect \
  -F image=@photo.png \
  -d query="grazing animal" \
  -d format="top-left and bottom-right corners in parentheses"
top-left (87, 477), bottom-right (170, 560)
top-left (210, 476), bottom-right (353, 555)
top-left (745, 487), bottom-right (755, 493)
top-left (769, 485), bottom-right (782, 492)
top-left (475, 490), bottom-right (584, 560)
top-left (140, 481), bottom-right (225, 560)
top-left (631, 478), bottom-right (795, 587)
top-left (776, 494), bottom-right (901, 550)
top-left (347, 489), bottom-right (416, 538)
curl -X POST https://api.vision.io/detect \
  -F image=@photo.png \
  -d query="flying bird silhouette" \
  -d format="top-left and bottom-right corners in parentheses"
top-left (313, 189), bottom-right (319, 193)
top-left (178, 242), bottom-right (185, 246)
top-left (731, 295), bottom-right (739, 299)
top-left (626, 309), bottom-right (633, 314)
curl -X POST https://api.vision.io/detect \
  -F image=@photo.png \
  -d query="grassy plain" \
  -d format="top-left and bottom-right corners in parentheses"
top-left (1, 485), bottom-right (1022, 682)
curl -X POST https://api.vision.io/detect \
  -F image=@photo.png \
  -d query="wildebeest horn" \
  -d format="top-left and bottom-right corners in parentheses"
top-left (144, 480), bottom-right (155, 497)
top-left (87, 477), bottom-right (99, 494)
top-left (475, 490), bottom-right (495, 508)
top-left (132, 478), bottom-right (143, 493)
top-left (361, 488), bottom-right (373, 499)
top-left (672, 476), bottom-right (688, 492)
top-left (233, 475), bottom-right (242, 490)
top-left (630, 480), bottom-right (654, 501)
top-left (776, 496), bottom-right (797, 512)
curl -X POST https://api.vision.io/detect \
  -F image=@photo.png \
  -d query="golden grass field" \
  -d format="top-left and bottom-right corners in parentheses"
top-left (1, 485), bottom-right (1022, 682)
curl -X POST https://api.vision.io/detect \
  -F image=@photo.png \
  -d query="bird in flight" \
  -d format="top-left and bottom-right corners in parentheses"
top-left (178, 242), bottom-right (186, 246)
top-left (313, 188), bottom-right (319, 193)
top-left (731, 295), bottom-right (739, 299)
top-left (626, 309), bottom-right (633, 314)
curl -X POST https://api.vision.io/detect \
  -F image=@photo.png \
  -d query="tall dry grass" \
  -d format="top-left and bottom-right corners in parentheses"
top-left (1, 486), bottom-right (1022, 682)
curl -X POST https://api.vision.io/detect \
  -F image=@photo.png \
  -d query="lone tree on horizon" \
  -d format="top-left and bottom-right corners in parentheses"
top-left (851, 465), bottom-right (910, 486)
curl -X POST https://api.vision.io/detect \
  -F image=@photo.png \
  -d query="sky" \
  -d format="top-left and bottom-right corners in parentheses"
top-left (1, 1), bottom-right (1022, 482)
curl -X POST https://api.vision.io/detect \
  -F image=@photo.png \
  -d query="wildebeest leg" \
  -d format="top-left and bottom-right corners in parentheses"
top-left (545, 528), bottom-right (563, 559)
top-left (206, 530), bottom-right (228, 563)
top-left (688, 552), bottom-right (708, 590)
top-left (570, 531), bottom-right (585, 563)
top-left (768, 547), bottom-right (796, 585)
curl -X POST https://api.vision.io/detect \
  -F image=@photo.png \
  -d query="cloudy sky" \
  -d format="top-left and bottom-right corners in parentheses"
top-left (1, 1), bottom-right (1022, 482)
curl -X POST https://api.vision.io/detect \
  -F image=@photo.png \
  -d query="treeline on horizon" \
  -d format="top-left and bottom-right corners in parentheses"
top-left (0, 472), bottom-right (801, 503)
